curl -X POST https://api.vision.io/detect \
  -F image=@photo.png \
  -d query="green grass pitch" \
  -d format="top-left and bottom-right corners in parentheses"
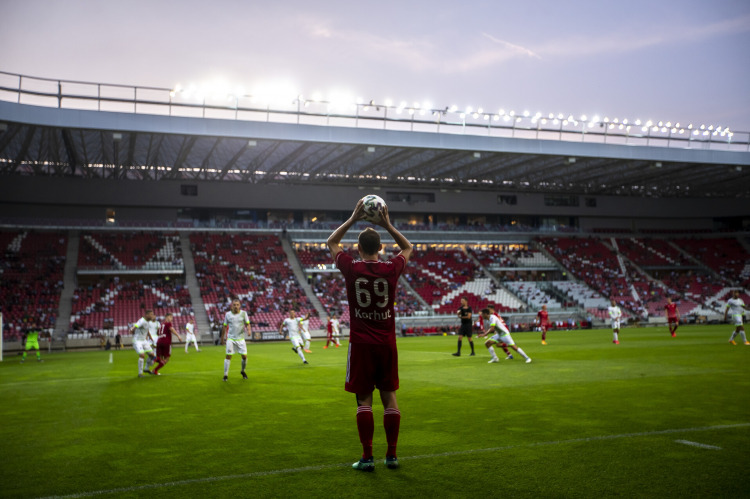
top-left (1, 325), bottom-right (748, 498)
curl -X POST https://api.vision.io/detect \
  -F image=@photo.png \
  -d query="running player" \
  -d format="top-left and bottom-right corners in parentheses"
top-left (222, 299), bottom-right (251, 381)
top-left (279, 310), bottom-right (308, 364)
top-left (664, 297), bottom-right (680, 337)
top-left (20, 323), bottom-right (43, 363)
top-left (299, 312), bottom-right (313, 353)
top-left (327, 198), bottom-right (412, 472)
top-left (725, 290), bottom-right (749, 345)
top-left (130, 310), bottom-right (158, 377)
top-left (452, 297), bottom-right (475, 356)
top-left (184, 317), bottom-right (200, 353)
top-left (537, 304), bottom-right (550, 345)
top-left (478, 308), bottom-right (532, 363)
top-left (325, 313), bottom-right (342, 348)
top-left (608, 299), bottom-right (622, 344)
top-left (487, 305), bottom-right (513, 359)
top-left (154, 313), bottom-right (183, 375)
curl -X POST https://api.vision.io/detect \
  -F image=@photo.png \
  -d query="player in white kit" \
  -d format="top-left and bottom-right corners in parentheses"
top-left (279, 310), bottom-right (308, 364)
top-left (222, 299), bottom-right (251, 381)
top-left (608, 299), bottom-right (622, 344)
top-left (130, 309), bottom-right (158, 377)
top-left (299, 312), bottom-right (312, 353)
top-left (725, 290), bottom-right (749, 345)
top-left (478, 308), bottom-right (531, 363)
top-left (185, 317), bottom-right (200, 353)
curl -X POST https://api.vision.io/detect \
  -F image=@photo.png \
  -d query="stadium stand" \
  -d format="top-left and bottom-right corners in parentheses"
top-left (69, 277), bottom-right (192, 338)
top-left (190, 233), bottom-right (321, 334)
top-left (79, 231), bottom-right (183, 270)
top-left (1, 231), bottom-right (67, 340)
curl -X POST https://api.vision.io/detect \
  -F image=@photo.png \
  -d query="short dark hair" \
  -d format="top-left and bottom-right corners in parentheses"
top-left (488, 304), bottom-right (495, 310)
top-left (481, 308), bottom-right (490, 315)
top-left (358, 228), bottom-right (381, 255)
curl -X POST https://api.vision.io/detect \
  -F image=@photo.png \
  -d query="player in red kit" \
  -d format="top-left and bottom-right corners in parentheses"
top-left (537, 304), bottom-right (550, 345)
top-left (154, 313), bottom-right (183, 375)
top-left (327, 198), bottom-right (413, 472)
top-left (664, 297), bottom-right (680, 337)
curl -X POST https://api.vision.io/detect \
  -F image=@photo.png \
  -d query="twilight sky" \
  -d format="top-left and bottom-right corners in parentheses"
top-left (1, 0), bottom-right (749, 130)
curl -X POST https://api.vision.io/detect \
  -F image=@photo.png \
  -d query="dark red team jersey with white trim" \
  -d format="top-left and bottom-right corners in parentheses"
top-left (665, 303), bottom-right (678, 318)
top-left (158, 322), bottom-right (173, 346)
top-left (537, 310), bottom-right (549, 325)
top-left (336, 252), bottom-right (406, 345)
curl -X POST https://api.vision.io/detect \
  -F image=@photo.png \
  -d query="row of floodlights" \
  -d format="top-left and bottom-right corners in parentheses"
top-left (169, 83), bottom-right (732, 137)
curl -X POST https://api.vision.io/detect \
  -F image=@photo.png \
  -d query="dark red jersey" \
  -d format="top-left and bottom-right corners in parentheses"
top-left (336, 252), bottom-right (406, 345)
top-left (327, 319), bottom-right (333, 333)
top-left (537, 310), bottom-right (549, 325)
top-left (664, 303), bottom-right (678, 318)
top-left (158, 321), bottom-right (174, 345)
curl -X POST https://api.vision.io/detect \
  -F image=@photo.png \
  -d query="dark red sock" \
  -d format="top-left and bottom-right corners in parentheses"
top-left (154, 360), bottom-right (165, 373)
top-left (383, 408), bottom-right (401, 458)
top-left (501, 345), bottom-right (510, 355)
top-left (542, 330), bottom-right (547, 341)
top-left (356, 406), bottom-right (374, 459)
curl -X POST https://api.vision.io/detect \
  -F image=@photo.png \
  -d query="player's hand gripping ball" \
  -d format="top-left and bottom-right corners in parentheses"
top-left (361, 194), bottom-right (386, 223)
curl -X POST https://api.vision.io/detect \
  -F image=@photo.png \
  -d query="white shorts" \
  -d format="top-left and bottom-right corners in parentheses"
top-left (301, 330), bottom-right (311, 341)
top-left (133, 339), bottom-right (153, 355)
top-left (611, 319), bottom-right (621, 330)
top-left (490, 332), bottom-right (515, 346)
top-left (225, 339), bottom-right (247, 355)
top-left (186, 333), bottom-right (197, 342)
top-left (290, 335), bottom-right (304, 349)
top-left (731, 314), bottom-right (744, 326)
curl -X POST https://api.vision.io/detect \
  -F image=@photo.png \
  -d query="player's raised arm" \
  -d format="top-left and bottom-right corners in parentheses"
top-left (327, 199), bottom-right (365, 260)
top-left (373, 205), bottom-right (413, 263)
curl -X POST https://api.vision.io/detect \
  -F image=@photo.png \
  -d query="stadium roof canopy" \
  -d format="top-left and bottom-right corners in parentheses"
top-left (1, 75), bottom-right (749, 198)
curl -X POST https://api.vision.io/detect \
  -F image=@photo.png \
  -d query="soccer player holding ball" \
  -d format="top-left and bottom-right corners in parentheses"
top-left (327, 196), bottom-right (413, 472)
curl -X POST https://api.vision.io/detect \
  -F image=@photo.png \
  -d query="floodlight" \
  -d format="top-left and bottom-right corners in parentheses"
top-left (523, 110), bottom-right (530, 117)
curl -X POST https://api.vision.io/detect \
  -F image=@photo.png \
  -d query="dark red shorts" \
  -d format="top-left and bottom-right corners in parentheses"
top-left (668, 317), bottom-right (678, 324)
top-left (345, 342), bottom-right (399, 394)
top-left (156, 342), bottom-right (171, 359)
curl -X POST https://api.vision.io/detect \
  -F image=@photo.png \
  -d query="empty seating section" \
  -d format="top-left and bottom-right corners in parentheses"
top-left (539, 237), bottom-right (635, 310)
top-left (516, 251), bottom-right (555, 267)
top-left (191, 233), bottom-right (321, 332)
top-left (615, 238), bottom-right (672, 266)
top-left (1, 231), bottom-right (67, 340)
top-left (70, 278), bottom-right (192, 336)
top-left (552, 281), bottom-right (614, 321)
top-left (434, 278), bottom-right (522, 314)
top-left (674, 238), bottom-right (749, 282)
top-left (407, 247), bottom-right (515, 313)
top-left (469, 246), bottom-right (518, 267)
top-left (505, 282), bottom-right (561, 309)
top-left (79, 231), bottom-right (183, 269)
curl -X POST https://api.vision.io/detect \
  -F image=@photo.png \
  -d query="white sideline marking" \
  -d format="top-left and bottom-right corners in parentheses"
top-left (42, 423), bottom-right (749, 499)
top-left (675, 439), bottom-right (722, 450)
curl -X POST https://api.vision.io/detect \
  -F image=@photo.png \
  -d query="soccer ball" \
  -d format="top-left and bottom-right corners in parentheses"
top-left (361, 194), bottom-right (386, 223)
